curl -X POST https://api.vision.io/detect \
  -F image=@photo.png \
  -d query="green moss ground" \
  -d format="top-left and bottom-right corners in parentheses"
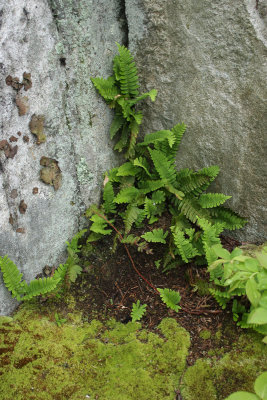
top-left (0, 305), bottom-right (190, 400)
top-left (181, 332), bottom-right (267, 400)
top-left (0, 298), bottom-right (266, 399)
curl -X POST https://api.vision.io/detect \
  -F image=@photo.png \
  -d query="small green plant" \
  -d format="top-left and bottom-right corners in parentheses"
top-left (54, 312), bottom-right (67, 327)
top-left (0, 230), bottom-right (86, 301)
top-left (208, 244), bottom-right (267, 342)
top-left (89, 44), bottom-right (246, 271)
top-left (131, 300), bottom-right (147, 322)
top-left (224, 371), bottom-right (267, 399)
top-left (158, 288), bottom-right (181, 312)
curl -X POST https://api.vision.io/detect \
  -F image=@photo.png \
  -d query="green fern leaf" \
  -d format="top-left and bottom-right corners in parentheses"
top-left (151, 190), bottom-right (166, 204)
top-left (103, 181), bottom-right (116, 214)
top-left (149, 149), bottom-right (177, 185)
top-left (114, 187), bottom-right (140, 204)
top-left (23, 276), bottom-right (61, 300)
top-left (0, 256), bottom-right (23, 299)
top-left (133, 157), bottom-right (152, 178)
top-left (90, 214), bottom-right (113, 235)
top-left (139, 130), bottom-right (175, 147)
top-left (121, 234), bottom-right (140, 245)
top-left (210, 207), bottom-right (247, 230)
top-left (141, 228), bottom-right (168, 244)
top-left (123, 204), bottom-right (145, 233)
top-left (128, 89), bottom-right (157, 106)
top-left (110, 114), bottom-right (125, 139)
top-left (158, 288), bottom-right (181, 312)
top-left (197, 217), bottom-right (224, 264)
top-left (178, 196), bottom-right (209, 223)
top-left (199, 193), bottom-right (232, 208)
top-left (138, 179), bottom-right (164, 194)
top-left (115, 43), bottom-right (139, 97)
top-left (125, 119), bottom-right (140, 159)
top-left (117, 162), bottom-right (139, 177)
top-left (171, 227), bottom-right (199, 263)
top-left (91, 76), bottom-right (119, 101)
top-left (114, 123), bottom-right (130, 152)
top-left (131, 300), bottom-right (147, 322)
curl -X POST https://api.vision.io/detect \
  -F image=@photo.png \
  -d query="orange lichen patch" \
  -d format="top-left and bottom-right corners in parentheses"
top-left (40, 157), bottom-right (62, 190)
top-left (29, 115), bottom-right (46, 144)
top-left (16, 95), bottom-right (29, 116)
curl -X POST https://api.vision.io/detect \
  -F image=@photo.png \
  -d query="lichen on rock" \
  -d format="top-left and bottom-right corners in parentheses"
top-left (29, 114), bottom-right (46, 144)
top-left (40, 156), bottom-right (62, 190)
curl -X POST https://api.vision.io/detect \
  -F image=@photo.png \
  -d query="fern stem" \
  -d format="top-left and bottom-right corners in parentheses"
top-left (92, 210), bottom-right (159, 294)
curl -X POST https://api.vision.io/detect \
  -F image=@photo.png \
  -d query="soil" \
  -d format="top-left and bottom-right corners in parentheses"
top-left (54, 229), bottom-right (244, 366)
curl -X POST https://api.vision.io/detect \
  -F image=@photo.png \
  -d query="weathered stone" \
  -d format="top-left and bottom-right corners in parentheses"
top-left (126, 0), bottom-right (267, 243)
top-left (0, 0), bottom-right (126, 315)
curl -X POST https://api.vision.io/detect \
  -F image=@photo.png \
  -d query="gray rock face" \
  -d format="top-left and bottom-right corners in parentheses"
top-left (1, 0), bottom-right (266, 315)
top-left (0, 0), bottom-right (126, 314)
top-left (126, 0), bottom-right (267, 242)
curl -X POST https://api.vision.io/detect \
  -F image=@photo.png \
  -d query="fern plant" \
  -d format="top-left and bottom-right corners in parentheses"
top-left (91, 43), bottom-right (157, 159)
top-left (0, 230), bottom-right (86, 301)
top-left (131, 300), bottom-right (147, 322)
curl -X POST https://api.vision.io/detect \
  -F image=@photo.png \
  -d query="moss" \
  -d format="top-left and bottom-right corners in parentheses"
top-left (181, 331), bottom-right (267, 400)
top-left (199, 329), bottom-right (211, 340)
top-left (0, 309), bottom-right (189, 400)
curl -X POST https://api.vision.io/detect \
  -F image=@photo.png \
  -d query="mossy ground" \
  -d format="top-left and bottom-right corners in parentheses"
top-left (0, 304), bottom-right (190, 400)
top-left (0, 300), bottom-right (266, 400)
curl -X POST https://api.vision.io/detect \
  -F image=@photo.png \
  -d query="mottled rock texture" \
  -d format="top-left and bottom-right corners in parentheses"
top-left (0, 0), bottom-right (126, 314)
top-left (1, 0), bottom-right (266, 314)
top-left (126, 0), bottom-right (267, 242)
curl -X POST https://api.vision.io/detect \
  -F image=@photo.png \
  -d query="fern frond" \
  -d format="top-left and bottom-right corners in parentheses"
top-left (141, 228), bottom-right (168, 244)
top-left (131, 300), bottom-right (147, 322)
top-left (209, 287), bottom-right (231, 309)
top-left (0, 256), bottom-right (23, 299)
top-left (114, 123), bottom-right (130, 152)
top-left (123, 204), bottom-right (145, 233)
top-left (117, 162), bottom-right (139, 177)
top-left (110, 114), bottom-right (125, 139)
top-left (199, 193), bottom-right (232, 208)
top-left (171, 227), bottom-right (199, 263)
top-left (178, 196), bottom-right (209, 224)
top-left (158, 288), bottom-right (181, 312)
top-left (149, 149), bottom-right (177, 185)
top-left (90, 214), bottom-right (113, 235)
top-left (139, 130), bottom-right (175, 148)
top-left (151, 190), bottom-right (166, 204)
top-left (114, 187), bottom-right (140, 204)
top-left (53, 263), bottom-right (69, 282)
top-left (23, 276), bottom-right (61, 300)
top-left (103, 181), bottom-right (116, 214)
top-left (91, 76), bottom-right (119, 101)
top-left (125, 119), bottom-right (139, 159)
top-left (197, 218), bottom-right (224, 264)
top-left (138, 179), bottom-right (164, 194)
top-left (121, 234), bottom-right (140, 245)
top-left (171, 123), bottom-right (186, 151)
top-left (133, 157), bottom-right (152, 178)
top-left (210, 207), bottom-right (247, 230)
top-left (115, 43), bottom-right (139, 97)
top-left (128, 89), bottom-right (157, 106)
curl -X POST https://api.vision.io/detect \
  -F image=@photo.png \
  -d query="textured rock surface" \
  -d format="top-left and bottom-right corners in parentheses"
top-left (0, 0), bottom-right (126, 314)
top-left (126, 0), bottom-right (267, 242)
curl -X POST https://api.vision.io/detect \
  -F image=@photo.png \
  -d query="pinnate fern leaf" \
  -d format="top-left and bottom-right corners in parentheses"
top-left (103, 181), bottom-right (116, 214)
top-left (23, 276), bottom-right (61, 300)
top-left (131, 300), bottom-right (147, 322)
top-left (171, 227), bottom-right (199, 263)
top-left (199, 193), bottom-right (232, 208)
top-left (0, 256), bottom-right (23, 299)
top-left (114, 187), bottom-right (140, 204)
top-left (142, 228), bottom-right (168, 244)
top-left (210, 207), bottom-right (247, 230)
top-left (110, 114), bottom-right (125, 139)
top-left (115, 43), bottom-right (139, 97)
top-left (91, 76), bottom-right (119, 101)
top-left (90, 214), bottom-right (113, 235)
top-left (158, 288), bottom-right (181, 312)
top-left (149, 148), bottom-right (177, 185)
